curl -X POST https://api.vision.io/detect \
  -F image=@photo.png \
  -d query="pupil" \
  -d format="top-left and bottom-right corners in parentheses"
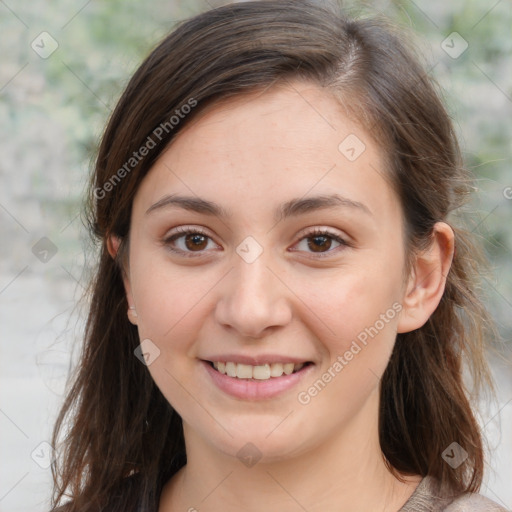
top-left (308, 235), bottom-right (331, 252)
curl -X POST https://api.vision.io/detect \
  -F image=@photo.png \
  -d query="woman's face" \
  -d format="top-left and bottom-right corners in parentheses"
top-left (123, 81), bottom-right (410, 462)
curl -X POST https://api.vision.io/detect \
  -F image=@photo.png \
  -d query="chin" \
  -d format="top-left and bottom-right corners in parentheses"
top-left (194, 416), bottom-right (315, 465)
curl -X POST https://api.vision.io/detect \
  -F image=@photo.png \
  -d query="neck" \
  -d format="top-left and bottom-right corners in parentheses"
top-left (160, 390), bottom-right (421, 512)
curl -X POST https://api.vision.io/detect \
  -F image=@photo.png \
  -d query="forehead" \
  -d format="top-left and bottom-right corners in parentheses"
top-left (170, 81), bottom-right (370, 165)
top-left (133, 81), bottom-right (398, 224)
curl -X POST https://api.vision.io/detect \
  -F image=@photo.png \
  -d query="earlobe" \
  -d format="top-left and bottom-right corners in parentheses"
top-left (127, 305), bottom-right (139, 324)
top-left (397, 222), bottom-right (455, 334)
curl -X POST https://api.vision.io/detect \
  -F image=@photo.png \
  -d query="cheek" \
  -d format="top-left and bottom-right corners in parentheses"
top-left (296, 261), bottom-right (402, 350)
top-left (128, 244), bottom-right (214, 340)
top-left (295, 280), bottom-right (401, 427)
top-left (128, 257), bottom-right (214, 411)
top-left (291, 259), bottom-right (403, 411)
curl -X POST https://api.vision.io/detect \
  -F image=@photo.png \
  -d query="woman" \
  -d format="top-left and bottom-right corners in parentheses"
top-left (51, 1), bottom-right (508, 510)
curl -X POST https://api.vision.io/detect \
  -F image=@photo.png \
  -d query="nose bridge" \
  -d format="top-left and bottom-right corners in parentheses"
top-left (215, 247), bottom-right (292, 338)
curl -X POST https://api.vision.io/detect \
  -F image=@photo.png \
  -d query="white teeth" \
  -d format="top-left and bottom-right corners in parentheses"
top-left (237, 364), bottom-right (253, 379)
top-left (283, 363), bottom-right (294, 375)
top-left (211, 361), bottom-right (306, 380)
top-left (225, 361), bottom-right (237, 377)
top-left (253, 364), bottom-right (271, 380)
top-left (270, 363), bottom-right (283, 377)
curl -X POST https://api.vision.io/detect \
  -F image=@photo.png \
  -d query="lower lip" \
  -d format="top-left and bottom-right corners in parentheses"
top-left (201, 360), bottom-right (314, 400)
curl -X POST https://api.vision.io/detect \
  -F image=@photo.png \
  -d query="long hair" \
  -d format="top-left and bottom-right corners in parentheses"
top-left (51, 1), bottom-right (496, 510)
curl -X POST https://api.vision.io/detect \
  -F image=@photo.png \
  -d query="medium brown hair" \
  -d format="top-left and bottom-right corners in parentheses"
top-left (51, 1), bottom-right (496, 510)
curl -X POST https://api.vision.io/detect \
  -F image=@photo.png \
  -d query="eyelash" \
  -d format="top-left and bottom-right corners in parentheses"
top-left (163, 226), bottom-right (351, 259)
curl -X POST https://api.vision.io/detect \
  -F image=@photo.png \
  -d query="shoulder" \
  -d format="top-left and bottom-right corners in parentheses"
top-left (444, 492), bottom-right (510, 511)
top-left (400, 476), bottom-right (510, 512)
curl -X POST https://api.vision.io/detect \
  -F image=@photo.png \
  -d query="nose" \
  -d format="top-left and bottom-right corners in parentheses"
top-left (214, 254), bottom-right (293, 339)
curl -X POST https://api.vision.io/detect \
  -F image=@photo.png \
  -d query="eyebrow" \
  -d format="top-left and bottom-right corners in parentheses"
top-left (145, 193), bottom-right (373, 221)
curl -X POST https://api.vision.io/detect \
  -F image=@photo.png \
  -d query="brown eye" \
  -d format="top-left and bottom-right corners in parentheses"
top-left (307, 234), bottom-right (333, 253)
top-left (293, 229), bottom-right (349, 257)
top-left (164, 227), bottom-right (219, 257)
top-left (183, 233), bottom-right (208, 251)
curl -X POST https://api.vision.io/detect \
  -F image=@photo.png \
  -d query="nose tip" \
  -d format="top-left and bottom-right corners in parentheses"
top-left (214, 258), bottom-right (292, 339)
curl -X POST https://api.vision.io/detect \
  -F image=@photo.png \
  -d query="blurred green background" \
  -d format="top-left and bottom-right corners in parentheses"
top-left (0, 1), bottom-right (510, 511)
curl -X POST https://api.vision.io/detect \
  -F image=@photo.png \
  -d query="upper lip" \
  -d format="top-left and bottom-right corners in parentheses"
top-left (202, 354), bottom-right (313, 365)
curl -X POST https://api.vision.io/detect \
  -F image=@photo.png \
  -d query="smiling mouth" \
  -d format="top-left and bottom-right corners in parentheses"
top-left (206, 361), bottom-right (313, 380)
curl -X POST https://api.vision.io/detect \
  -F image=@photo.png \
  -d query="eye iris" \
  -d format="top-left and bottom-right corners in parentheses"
top-left (308, 235), bottom-right (331, 253)
top-left (185, 233), bottom-right (208, 251)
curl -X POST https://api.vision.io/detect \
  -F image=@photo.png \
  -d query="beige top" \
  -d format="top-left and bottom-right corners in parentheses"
top-left (399, 476), bottom-right (510, 511)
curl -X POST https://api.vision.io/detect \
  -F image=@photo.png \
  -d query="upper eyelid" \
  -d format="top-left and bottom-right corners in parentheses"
top-left (296, 226), bottom-right (346, 238)
top-left (164, 225), bottom-right (347, 240)
top-left (164, 225), bottom-right (210, 238)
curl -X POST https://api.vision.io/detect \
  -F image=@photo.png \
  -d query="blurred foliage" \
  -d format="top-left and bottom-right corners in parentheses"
top-left (0, 0), bottom-right (511, 340)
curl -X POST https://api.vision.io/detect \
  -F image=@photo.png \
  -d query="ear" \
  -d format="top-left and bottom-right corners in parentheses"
top-left (106, 235), bottom-right (121, 260)
top-left (107, 235), bottom-right (138, 326)
top-left (397, 222), bottom-right (455, 333)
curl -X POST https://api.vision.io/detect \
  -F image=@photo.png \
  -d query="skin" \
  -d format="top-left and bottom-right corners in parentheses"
top-left (109, 80), bottom-right (454, 512)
